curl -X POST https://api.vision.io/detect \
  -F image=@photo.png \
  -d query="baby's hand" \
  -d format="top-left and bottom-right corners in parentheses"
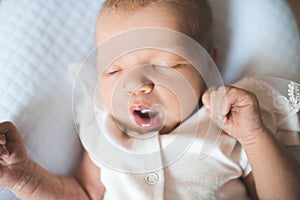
top-left (202, 86), bottom-right (266, 144)
top-left (0, 122), bottom-right (32, 190)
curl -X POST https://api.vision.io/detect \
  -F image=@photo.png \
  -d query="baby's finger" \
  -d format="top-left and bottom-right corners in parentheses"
top-left (222, 87), bottom-right (258, 114)
top-left (214, 86), bottom-right (260, 124)
top-left (213, 87), bottom-right (227, 113)
top-left (207, 87), bottom-right (227, 123)
top-left (0, 134), bottom-right (6, 145)
top-left (202, 87), bottom-right (226, 128)
top-left (0, 145), bottom-right (9, 157)
top-left (0, 122), bottom-right (12, 133)
top-left (202, 87), bottom-right (217, 110)
top-left (0, 121), bottom-right (23, 143)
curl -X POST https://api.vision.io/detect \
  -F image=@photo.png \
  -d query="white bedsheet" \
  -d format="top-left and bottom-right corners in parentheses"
top-left (0, 0), bottom-right (103, 198)
top-left (209, 0), bottom-right (300, 83)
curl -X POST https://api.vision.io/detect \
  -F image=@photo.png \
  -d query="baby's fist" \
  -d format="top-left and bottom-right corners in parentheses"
top-left (0, 133), bottom-right (9, 157)
top-left (202, 86), bottom-right (265, 143)
top-left (0, 121), bottom-right (31, 189)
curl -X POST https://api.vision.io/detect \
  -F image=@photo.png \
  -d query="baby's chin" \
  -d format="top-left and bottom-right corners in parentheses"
top-left (158, 123), bottom-right (181, 135)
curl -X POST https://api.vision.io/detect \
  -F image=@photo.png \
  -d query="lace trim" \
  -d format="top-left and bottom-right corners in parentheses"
top-left (250, 78), bottom-right (300, 125)
top-left (287, 82), bottom-right (300, 113)
top-left (264, 81), bottom-right (300, 113)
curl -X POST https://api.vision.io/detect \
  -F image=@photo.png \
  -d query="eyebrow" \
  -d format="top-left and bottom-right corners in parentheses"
top-left (153, 55), bottom-right (189, 64)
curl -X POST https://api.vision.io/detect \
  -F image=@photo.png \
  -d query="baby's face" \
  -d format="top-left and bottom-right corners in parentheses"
top-left (95, 4), bottom-right (204, 134)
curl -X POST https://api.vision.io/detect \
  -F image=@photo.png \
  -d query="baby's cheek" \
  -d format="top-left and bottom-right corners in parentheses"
top-left (98, 84), bottom-right (113, 109)
top-left (188, 68), bottom-right (204, 98)
top-left (160, 89), bottom-right (182, 120)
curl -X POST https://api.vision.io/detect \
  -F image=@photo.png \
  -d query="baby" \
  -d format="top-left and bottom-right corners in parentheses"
top-left (0, 0), bottom-right (299, 199)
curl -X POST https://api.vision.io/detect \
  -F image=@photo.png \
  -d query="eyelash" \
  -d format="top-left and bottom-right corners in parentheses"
top-left (105, 63), bottom-right (185, 75)
top-left (172, 64), bottom-right (183, 68)
top-left (107, 70), bottom-right (120, 75)
top-left (153, 64), bottom-right (184, 68)
top-left (106, 68), bottom-right (122, 75)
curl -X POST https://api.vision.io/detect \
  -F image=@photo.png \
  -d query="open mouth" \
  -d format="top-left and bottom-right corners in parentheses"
top-left (130, 105), bottom-right (162, 130)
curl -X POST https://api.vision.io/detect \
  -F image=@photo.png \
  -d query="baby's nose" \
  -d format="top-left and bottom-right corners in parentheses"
top-left (133, 83), bottom-right (154, 95)
top-left (121, 65), bottom-right (155, 95)
top-left (123, 77), bottom-right (155, 95)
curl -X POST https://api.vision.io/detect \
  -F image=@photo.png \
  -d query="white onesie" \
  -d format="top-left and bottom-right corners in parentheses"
top-left (74, 76), bottom-right (300, 200)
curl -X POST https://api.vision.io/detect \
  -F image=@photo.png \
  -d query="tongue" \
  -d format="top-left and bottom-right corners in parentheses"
top-left (133, 109), bottom-right (161, 130)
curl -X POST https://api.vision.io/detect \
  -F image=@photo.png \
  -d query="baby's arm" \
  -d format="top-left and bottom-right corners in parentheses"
top-left (202, 87), bottom-right (300, 200)
top-left (0, 121), bottom-right (105, 200)
top-left (286, 0), bottom-right (300, 32)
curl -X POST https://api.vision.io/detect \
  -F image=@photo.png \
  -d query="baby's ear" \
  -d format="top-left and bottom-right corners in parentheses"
top-left (208, 47), bottom-right (218, 64)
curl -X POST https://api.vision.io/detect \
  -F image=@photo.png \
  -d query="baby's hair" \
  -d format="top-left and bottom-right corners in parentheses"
top-left (99, 0), bottom-right (213, 49)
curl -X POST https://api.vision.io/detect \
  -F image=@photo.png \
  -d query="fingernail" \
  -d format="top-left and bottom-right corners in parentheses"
top-left (0, 146), bottom-right (9, 156)
top-left (0, 139), bottom-right (5, 145)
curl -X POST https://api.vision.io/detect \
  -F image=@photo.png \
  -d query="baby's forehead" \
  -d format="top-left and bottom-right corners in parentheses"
top-left (111, 49), bottom-right (187, 64)
top-left (94, 5), bottom-right (184, 45)
top-left (96, 0), bottom-right (213, 50)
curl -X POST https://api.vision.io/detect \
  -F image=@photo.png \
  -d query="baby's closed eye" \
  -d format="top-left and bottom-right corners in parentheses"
top-left (104, 65), bottom-right (123, 76)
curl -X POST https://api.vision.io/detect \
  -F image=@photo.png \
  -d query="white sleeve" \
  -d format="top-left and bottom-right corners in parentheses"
top-left (240, 148), bottom-right (252, 178)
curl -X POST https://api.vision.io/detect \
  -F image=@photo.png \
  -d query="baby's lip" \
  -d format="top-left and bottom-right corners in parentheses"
top-left (130, 104), bottom-right (151, 113)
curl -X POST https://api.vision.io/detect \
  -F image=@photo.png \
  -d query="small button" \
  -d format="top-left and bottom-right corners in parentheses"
top-left (145, 172), bottom-right (158, 185)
